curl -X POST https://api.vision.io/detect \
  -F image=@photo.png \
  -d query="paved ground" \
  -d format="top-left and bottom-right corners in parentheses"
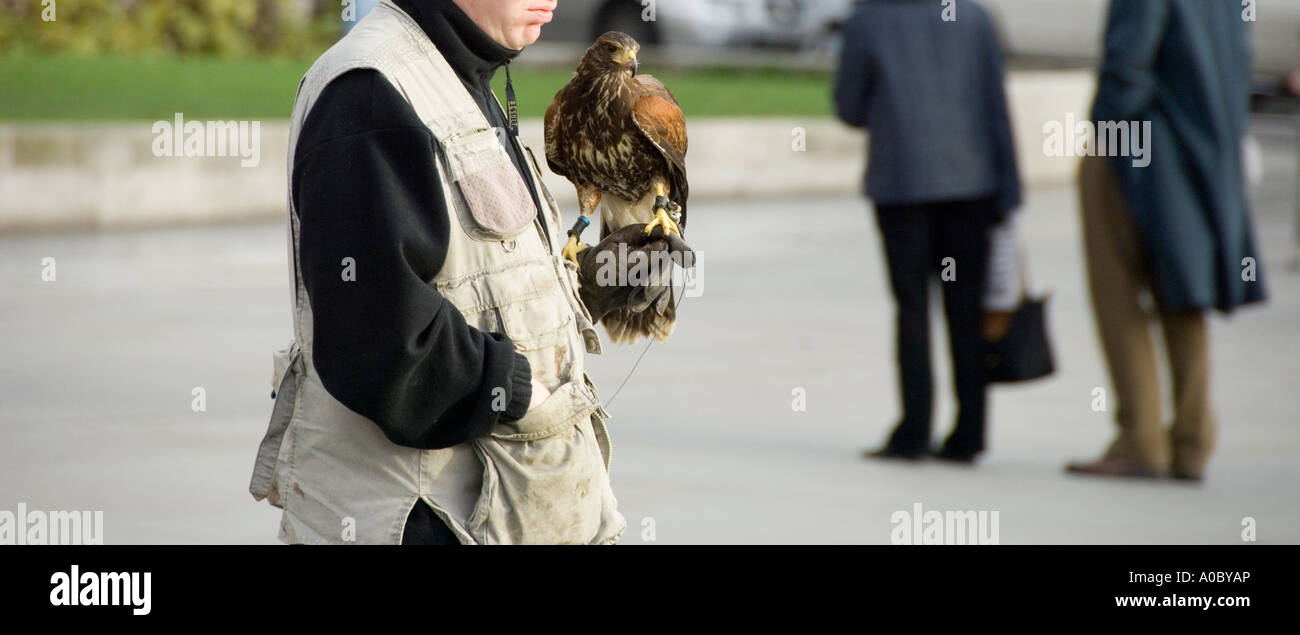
top-left (2, 121), bottom-right (1298, 545)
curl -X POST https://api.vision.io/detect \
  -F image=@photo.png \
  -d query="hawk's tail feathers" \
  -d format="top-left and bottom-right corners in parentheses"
top-left (599, 288), bottom-right (677, 345)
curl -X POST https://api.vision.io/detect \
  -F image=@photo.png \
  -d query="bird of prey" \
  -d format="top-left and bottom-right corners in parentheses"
top-left (544, 31), bottom-right (689, 344)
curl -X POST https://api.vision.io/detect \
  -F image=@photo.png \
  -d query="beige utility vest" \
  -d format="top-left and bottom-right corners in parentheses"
top-left (249, 0), bottom-right (625, 545)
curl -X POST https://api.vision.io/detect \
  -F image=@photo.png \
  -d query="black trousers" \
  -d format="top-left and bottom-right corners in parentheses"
top-left (401, 499), bottom-right (460, 545)
top-left (874, 197), bottom-right (998, 455)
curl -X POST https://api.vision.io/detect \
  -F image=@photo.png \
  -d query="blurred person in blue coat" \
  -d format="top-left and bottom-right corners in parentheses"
top-left (1067, 0), bottom-right (1267, 482)
top-left (834, 0), bottom-right (1021, 463)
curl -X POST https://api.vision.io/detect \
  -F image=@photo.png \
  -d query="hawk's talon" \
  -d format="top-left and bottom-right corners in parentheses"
top-left (645, 202), bottom-right (682, 238)
top-left (561, 234), bottom-right (587, 265)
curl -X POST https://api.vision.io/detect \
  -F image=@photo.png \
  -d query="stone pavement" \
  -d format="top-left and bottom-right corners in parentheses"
top-left (4, 111), bottom-right (1300, 544)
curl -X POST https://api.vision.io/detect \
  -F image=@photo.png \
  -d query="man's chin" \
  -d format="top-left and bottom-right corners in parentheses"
top-left (505, 25), bottom-right (544, 50)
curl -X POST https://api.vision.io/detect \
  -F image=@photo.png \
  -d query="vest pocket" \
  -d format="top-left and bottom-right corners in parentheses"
top-left (466, 381), bottom-right (609, 544)
top-left (442, 128), bottom-right (537, 240)
top-left (498, 295), bottom-right (574, 353)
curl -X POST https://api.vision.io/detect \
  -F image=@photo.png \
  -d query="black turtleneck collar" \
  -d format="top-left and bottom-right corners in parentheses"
top-left (393, 0), bottom-right (520, 86)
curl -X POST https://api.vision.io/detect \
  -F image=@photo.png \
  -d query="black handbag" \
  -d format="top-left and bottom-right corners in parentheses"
top-left (983, 293), bottom-right (1055, 383)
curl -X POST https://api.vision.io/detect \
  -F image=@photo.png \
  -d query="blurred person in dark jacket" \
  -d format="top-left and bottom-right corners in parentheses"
top-left (1067, 0), bottom-right (1266, 482)
top-left (834, 0), bottom-right (1021, 463)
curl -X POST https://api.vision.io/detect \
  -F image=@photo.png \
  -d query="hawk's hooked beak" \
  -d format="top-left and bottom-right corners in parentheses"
top-left (627, 56), bottom-right (638, 76)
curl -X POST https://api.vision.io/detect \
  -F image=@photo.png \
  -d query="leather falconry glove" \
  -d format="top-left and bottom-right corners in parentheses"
top-left (575, 223), bottom-right (696, 324)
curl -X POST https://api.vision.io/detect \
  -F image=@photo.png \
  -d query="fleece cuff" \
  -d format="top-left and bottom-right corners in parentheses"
top-left (500, 353), bottom-right (532, 421)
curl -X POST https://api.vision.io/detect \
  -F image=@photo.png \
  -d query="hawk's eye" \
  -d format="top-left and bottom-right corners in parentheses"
top-left (606, 45), bottom-right (617, 54)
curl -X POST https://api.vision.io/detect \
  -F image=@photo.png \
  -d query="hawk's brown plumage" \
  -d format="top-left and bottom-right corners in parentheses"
top-left (545, 31), bottom-right (689, 344)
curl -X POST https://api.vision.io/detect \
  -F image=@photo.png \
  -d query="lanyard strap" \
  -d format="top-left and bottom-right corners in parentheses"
top-left (504, 61), bottom-right (519, 138)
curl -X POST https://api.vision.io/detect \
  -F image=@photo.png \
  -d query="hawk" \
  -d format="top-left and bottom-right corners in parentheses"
top-left (544, 31), bottom-right (689, 344)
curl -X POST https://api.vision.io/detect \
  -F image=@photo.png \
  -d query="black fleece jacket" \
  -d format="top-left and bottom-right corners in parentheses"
top-left (292, 0), bottom-right (544, 449)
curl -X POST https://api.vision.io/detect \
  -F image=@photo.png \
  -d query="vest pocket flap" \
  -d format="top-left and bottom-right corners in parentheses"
top-left (442, 128), bottom-right (536, 238)
top-left (489, 380), bottom-right (597, 441)
top-left (498, 292), bottom-right (574, 351)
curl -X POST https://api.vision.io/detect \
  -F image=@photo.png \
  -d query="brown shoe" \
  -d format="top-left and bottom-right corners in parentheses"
top-left (1065, 457), bottom-right (1161, 479)
top-left (1170, 467), bottom-right (1204, 483)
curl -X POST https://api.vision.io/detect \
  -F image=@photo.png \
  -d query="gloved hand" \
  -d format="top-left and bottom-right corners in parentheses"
top-left (575, 223), bottom-right (695, 323)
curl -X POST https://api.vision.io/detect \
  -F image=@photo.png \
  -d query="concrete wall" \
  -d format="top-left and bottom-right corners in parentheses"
top-left (0, 123), bottom-right (291, 232)
top-left (0, 71), bottom-right (1095, 233)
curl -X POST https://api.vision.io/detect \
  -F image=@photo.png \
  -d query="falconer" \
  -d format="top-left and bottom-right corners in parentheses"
top-left (249, 0), bottom-right (686, 544)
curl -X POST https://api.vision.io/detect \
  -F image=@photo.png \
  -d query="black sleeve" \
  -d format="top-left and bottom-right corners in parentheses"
top-left (292, 69), bottom-right (532, 450)
top-left (832, 8), bottom-right (872, 129)
top-left (979, 9), bottom-right (1022, 215)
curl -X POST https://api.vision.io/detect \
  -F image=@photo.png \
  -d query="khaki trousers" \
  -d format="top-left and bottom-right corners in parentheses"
top-left (1078, 155), bottom-right (1215, 475)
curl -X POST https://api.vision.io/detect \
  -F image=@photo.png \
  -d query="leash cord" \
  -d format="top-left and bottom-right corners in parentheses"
top-left (602, 288), bottom-right (689, 408)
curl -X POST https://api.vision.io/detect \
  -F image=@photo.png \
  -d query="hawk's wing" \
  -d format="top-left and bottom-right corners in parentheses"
top-left (543, 90), bottom-right (570, 179)
top-left (631, 75), bottom-right (689, 228)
